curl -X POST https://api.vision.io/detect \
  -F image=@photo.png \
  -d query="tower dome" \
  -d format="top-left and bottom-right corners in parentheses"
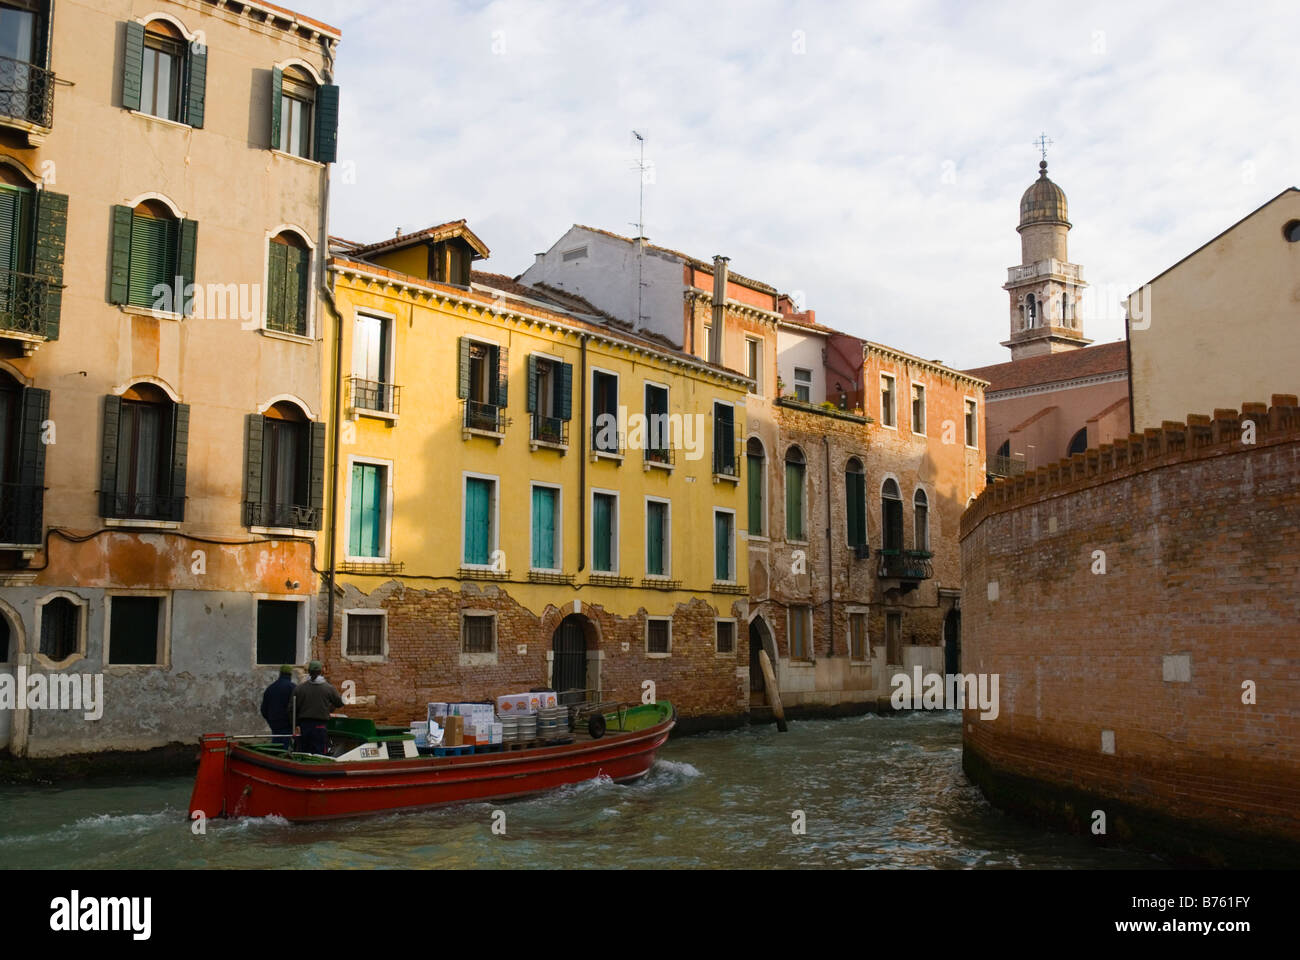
top-left (1019, 160), bottom-right (1069, 229)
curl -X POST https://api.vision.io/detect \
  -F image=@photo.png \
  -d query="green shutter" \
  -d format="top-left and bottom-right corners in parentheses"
top-left (289, 244), bottom-right (309, 335)
top-left (532, 486), bottom-right (555, 569)
top-left (308, 421), bottom-right (326, 529)
top-left (558, 361), bottom-right (572, 421)
top-left (177, 218), bottom-right (198, 315)
top-left (493, 344), bottom-right (509, 407)
top-left (266, 241), bottom-right (287, 330)
top-left (168, 403), bottom-right (189, 521)
top-left (526, 355), bottom-right (538, 413)
top-left (786, 461), bottom-right (803, 540)
top-left (349, 463), bottom-right (382, 558)
top-left (847, 471), bottom-right (866, 547)
top-left (0, 188), bottom-right (21, 275)
top-left (15, 387), bottom-right (50, 543)
top-left (100, 395), bottom-right (122, 512)
top-left (592, 494), bottom-right (611, 572)
top-left (269, 66), bottom-right (283, 150)
top-left (32, 190), bottom-right (68, 340)
top-left (314, 83), bottom-right (339, 163)
top-left (747, 455), bottom-right (763, 535)
top-left (185, 46), bottom-right (207, 128)
top-left (122, 22), bottom-right (145, 112)
top-left (109, 205), bottom-right (133, 304)
top-left (715, 512), bottom-right (730, 581)
top-left (243, 413), bottom-right (264, 521)
top-left (456, 337), bottom-right (470, 399)
top-left (464, 478), bottom-right (490, 565)
top-left (348, 464), bottom-right (364, 555)
top-left (646, 501), bottom-right (664, 576)
top-left (127, 214), bottom-right (175, 309)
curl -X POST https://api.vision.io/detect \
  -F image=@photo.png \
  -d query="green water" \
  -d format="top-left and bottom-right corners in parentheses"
top-left (0, 713), bottom-right (1166, 869)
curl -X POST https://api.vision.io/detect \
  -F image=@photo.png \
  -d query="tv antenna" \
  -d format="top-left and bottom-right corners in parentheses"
top-left (631, 130), bottom-right (649, 325)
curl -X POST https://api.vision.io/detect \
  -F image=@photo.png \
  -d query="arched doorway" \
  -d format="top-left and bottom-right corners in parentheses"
top-left (551, 614), bottom-right (590, 705)
top-left (1067, 427), bottom-right (1088, 457)
top-left (943, 609), bottom-right (961, 675)
top-left (748, 615), bottom-right (775, 705)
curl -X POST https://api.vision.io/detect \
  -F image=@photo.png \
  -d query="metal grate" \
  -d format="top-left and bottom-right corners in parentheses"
top-left (0, 55), bottom-right (55, 128)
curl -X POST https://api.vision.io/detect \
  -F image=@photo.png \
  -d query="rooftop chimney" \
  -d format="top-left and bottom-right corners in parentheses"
top-left (710, 255), bottom-right (729, 366)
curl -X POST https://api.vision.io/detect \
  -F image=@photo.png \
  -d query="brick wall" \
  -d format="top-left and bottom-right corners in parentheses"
top-left (960, 395), bottom-right (1300, 853)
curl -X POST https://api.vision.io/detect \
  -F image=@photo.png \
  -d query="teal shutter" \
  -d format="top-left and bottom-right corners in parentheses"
top-left (307, 421), bottom-right (326, 529)
top-left (122, 22), bottom-right (144, 112)
top-left (558, 361), bottom-right (572, 420)
top-left (348, 464), bottom-right (363, 555)
top-left (184, 46), bottom-right (207, 128)
top-left (786, 461), bottom-right (803, 540)
top-left (168, 403), bottom-right (189, 521)
top-left (314, 83), bottom-right (339, 163)
top-left (109, 205), bottom-right (133, 304)
top-left (526, 355), bottom-right (538, 413)
top-left (32, 190), bottom-right (68, 340)
top-left (646, 501), bottom-right (664, 576)
top-left (464, 477), bottom-right (490, 565)
top-left (532, 486), bottom-right (555, 568)
top-left (747, 455), bottom-right (763, 535)
top-left (127, 214), bottom-right (176, 309)
top-left (715, 512), bottom-right (731, 581)
top-left (177, 218), bottom-right (197, 315)
top-left (592, 494), bottom-right (612, 572)
top-left (269, 66), bottom-right (283, 150)
top-left (456, 337), bottom-right (470, 399)
top-left (244, 414), bottom-right (264, 523)
top-left (100, 395), bottom-right (122, 514)
top-left (349, 463), bottom-right (382, 557)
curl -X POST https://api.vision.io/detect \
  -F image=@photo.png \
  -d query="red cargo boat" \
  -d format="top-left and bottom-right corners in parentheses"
top-left (188, 701), bottom-right (676, 822)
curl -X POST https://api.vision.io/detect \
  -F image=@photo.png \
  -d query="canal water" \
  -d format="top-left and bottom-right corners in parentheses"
top-left (0, 712), bottom-right (1166, 869)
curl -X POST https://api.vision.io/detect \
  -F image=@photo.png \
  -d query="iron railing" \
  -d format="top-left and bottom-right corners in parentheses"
top-left (349, 377), bottom-right (401, 415)
top-left (590, 423), bottom-right (624, 455)
top-left (531, 413), bottom-right (568, 446)
top-left (0, 55), bottom-right (55, 128)
top-left (644, 444), bottom-right (674, 467)
top-left (463, 399), bottom-right (505, 433)
top-left (713, 446), bottom-right (739, 478)
top-left (243, 501), bottom-right (321, 530)
top-left (100, 491), bottom-right (185, 523)
top-left (877, 548), bottom-right (933, 580)
top-left (0, 269), bottom-right (57, 339)
top-left (987, 454), bottom-right (1027, 478)
top-left (0, 481), bottom-right (43, 545)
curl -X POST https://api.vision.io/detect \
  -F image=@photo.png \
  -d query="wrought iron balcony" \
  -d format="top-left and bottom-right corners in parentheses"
top-left (243, 500), bottom-right (321, 531)
top-left (531, 413), bottom-right (568, 447)
top-left (0, 481), bottom-right (43, 546)
top-left (987, 454), bottom-right (1027, 479)
top-left (590, 423), bottom-right (624, 456)
top-left (0, 268), bottom-right (59, 340)
top-left (462, 399), bottom-right (506, 434)
top-left (100, 491), bottom-right (185, 523)
top-left (644, 444), bottom-right (674, 468)
top-left (877, 548), bottom-right (933, 581)
top-left (712, 447), bottom-right (739, 479)
top-left (349, 377), bottom-right (400, 415)
top-left (0, 55), bottom-right (55, 129)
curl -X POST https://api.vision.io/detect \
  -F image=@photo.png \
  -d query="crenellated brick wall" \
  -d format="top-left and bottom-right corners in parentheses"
top-left (959, 394), bottom-right (1300, 864)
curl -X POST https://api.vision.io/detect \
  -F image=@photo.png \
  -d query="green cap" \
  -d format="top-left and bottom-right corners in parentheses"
top-left (308, 660), bottom-right (323, 672)
top-left (279, 664), bottom-right (293, 675)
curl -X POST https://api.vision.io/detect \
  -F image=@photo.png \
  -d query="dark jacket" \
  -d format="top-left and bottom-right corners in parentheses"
top-left (260, 675), bottom-right (295, 731)
top-left (292, 677), bottom-right (345, 722)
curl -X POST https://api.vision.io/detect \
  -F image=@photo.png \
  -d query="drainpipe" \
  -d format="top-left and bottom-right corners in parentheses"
top-left (318, 36), bottom-right (341, 653)
top-left (710, 255), bottom-right (728, 366)
top-left (824, 435), bottom-right (833, 659)
top-left (578, 334), bottom-right (589, 571)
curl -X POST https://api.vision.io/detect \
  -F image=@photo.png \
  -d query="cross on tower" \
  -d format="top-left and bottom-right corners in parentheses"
top-left (1034, 132), bottom-right (1054, 163)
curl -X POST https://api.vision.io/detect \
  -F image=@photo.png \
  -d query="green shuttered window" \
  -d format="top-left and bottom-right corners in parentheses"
top-left (0, 183), bottom-right (68, 341)
top-left (348, 462), bottom-right (386, 558)
top-left (99, 391), bottom-right (188, 522)
top-left (846, 462), bottom-right (866, 548)
top-left (714, 511), bottom-right (733, 582)
top-left (592, 492), bottom-right (615, 572)
top-left (646, 500), bottom-right (667, 576)
top-left (110, 205), bottom-right (197, 315)
top-left (266, 236), bottom-right (310, 335)
top-left (271, 65), bottom-right (339, 163)
top-left (464, 476), bottom-right (494, 565)
top-left (785, 459), bottom-right (805, 541)
top-left (122, 20), bottom-right (206, 128)
top-left (531, 485), bottom-right (557, 570)
top-left (746, 448), bottom-right (764, 536)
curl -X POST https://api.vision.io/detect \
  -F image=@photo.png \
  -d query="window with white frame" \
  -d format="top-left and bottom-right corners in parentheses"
top-left (911, 382), bottom-right (926, 435)
top-left (794, 367), bottom-right (812, 403)
top-left (592, 490), bottom-right (619, 573)
top-left (257, 598), bottom-right (303, 664)
top-left (463, 473), bottom-right (498, 567)
top-left (346, 458), bottom-right (391, 560)
top-left (645, 497), bottom-right (670, 577)
top-left (745, 337), bottom-right (763, 394)
top-left (531, 483), bottom-right (561, 571)
top-left (714, 509), bottom-right (735, 582)
top-left (880, 374), bottom-right (896, 428)
top-left (964, 398), bottom-right (978, 448)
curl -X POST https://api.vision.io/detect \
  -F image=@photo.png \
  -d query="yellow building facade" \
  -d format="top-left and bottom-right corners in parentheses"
top-left (317, 224), bottom-right (754, 725)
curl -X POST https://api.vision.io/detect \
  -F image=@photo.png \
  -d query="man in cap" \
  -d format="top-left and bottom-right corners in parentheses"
top-left (292, 660), bottom-right (345, 755)
top-left (260, 665), bottom-right (295, 750)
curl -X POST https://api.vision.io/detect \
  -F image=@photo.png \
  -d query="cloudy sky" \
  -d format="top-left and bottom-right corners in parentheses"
top-left (311, 0), bottom-right (1298, 369)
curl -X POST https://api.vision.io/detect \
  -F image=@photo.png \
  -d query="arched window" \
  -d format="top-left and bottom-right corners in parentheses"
top-left (245, 400), bottom-right (324, 531)
top-left (38, 595), bottom-right (81, 662)
top-left (914, 488), bottom-right (929, 552)
top-left (109, 199), bottom-right (196, 315)
top-left (1067, 427), bottom-right (1088, 457)
top-left (881, 478), bottom-right (903, 553)
top-left (785, 445), bottom-right (805, 541)
top-left (746, 437), bottom-right (765, 537)
top-left (101, 383), bottom-right (188, 521)
top-left (267, 230), bottom-right (311, 336)
top-left (0, 368), bottom-right (48, 546)
top-left (0, 163), bottom-right (66, 341)
top-left (272, 64), bottom-right (339, 163)
top-left (123, 18), bottom-right (206, 127)
top-left (845, 457), bottom-right (866, 549)
top-left (1025, 294), bottom-right (1037, 328)
top-left (1062, 293), bottom-right (1072, 326)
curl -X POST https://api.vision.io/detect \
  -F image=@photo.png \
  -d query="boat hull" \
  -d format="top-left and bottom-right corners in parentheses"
top-left (190, 714), bottom-right (674, 822)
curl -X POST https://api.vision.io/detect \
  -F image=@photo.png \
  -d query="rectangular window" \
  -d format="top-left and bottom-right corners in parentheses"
top-left (846, 466), bottom-right (866, 548)
top-left (278, 70), bottom-right (316, 158)
top-left (644, 383), bottom-right (669, 462)
top-left (716, 620), bottom-right (736, 654)
top-left (645, 498), bottom-right (669, 577)
top-left (257, 599), bottom-right (300, 665)
top-left (102, 394), bottom-right (188, 523)
top-left (785, 459), bottom-right (805, 540)
top-left (745, 337), bottom-right (762, 393)
top-left (141, 31), bottom-right (183, 122)
top-left (107, 595), bottom-right (162, 666)
top-left (352, 313), bottom-right (393, 412)
top-left (528, 355), bottom-right (572, 444)
top-left (347, 461), bottom-right (388, 559)
top-left (592, 491), bottom-right (617, 572)
top-left (127, 212), bottom-right (178, 309)
top-left (794, 367), bottom-right (812, 403)
top-left (462, 614), bottom-right (495, 653)
top-left (714, 509), bottom-right (734, 582)
top-left (965, 399), bottom-right (978, 448)
top-left (911, 383), bottom-right (926, 435)
top-left (345, 611), bottom-right (385, 658)
top-left (712, 402), bottom-right (736, 476)
top-left (886, 612), bottom-right (902, 664)
top-left (531, 484), bottom-right (559, 571)
top-left (39, 598), bottom-right (80, 661)
top-left (646, 617), bottom-right (671, 655)
top-left (591, 370), bottom-right (619, 453)
top-left (109, 205), bottom-right (196, 315)
top-left (790, 605), bottom-right (811, 660)
top-left (703, 323), bottom-right (712, 361)
top-left (459, 337), bottom-right (506, 431)
top-left (463, 475), bottom-right (497, 566)
top-left (880, 374), bottom-right (896, 428)
top-left (849, 612), bottom-right (867, 661)
top-left (747, 446), bottom-right (764, 536)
